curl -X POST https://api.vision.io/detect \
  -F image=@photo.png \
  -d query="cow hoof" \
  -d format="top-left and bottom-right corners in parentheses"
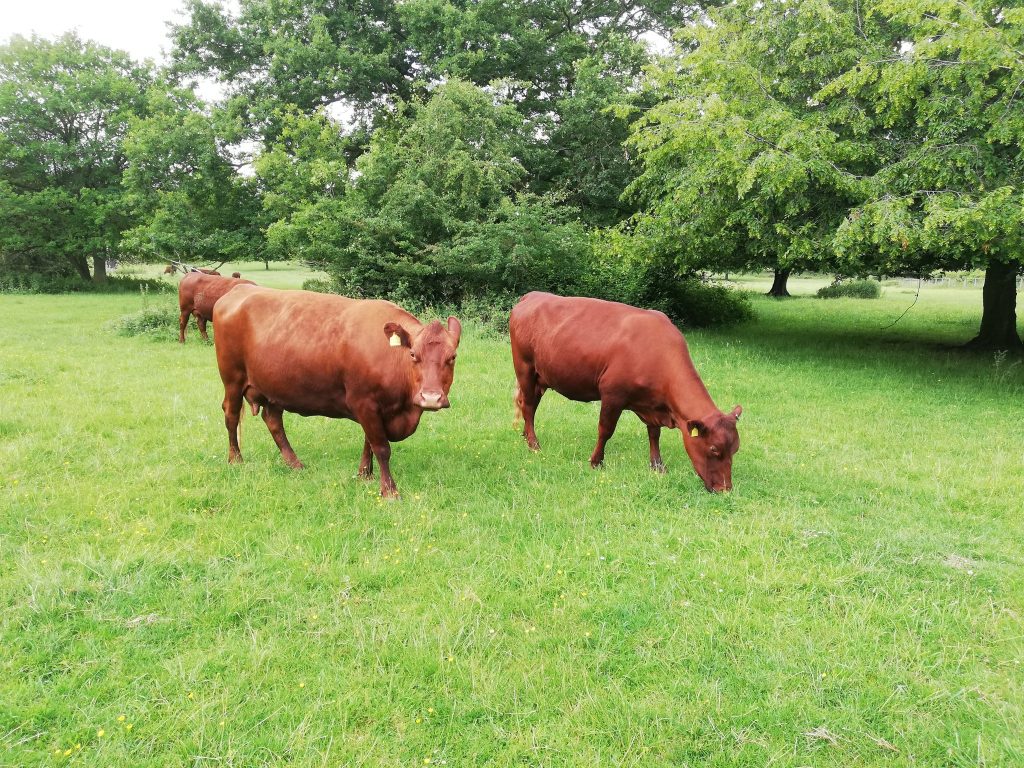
top-left (526, 440), bottom-right (541, 451)
top-left (228, 453), bottom-right (243, 464)
top-left (356, 469), bottom-right (373, 480)
top-left (381, 489), bottom-right (400, 501)
top-left (590, 459), bottom-right (604, 469)
top-left (651, 462), bottom-right (666, 474)
top-left (285, 459), bottom-right (305, 470)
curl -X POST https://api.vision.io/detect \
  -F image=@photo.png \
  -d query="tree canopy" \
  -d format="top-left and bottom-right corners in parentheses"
top-left (0, 33), bottom-right (152, 281)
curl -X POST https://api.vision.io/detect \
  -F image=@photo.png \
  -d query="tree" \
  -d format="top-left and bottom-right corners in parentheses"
top-left (623, 0), bottom-right (893, 297)
top-left (824, 0), bottom-right (1024, 350)
top-left (0, 34), bottom-right (152, 282)
top-left (264, 80), bottom-right (591, 302)
top-left (171, 0), bottom-right (691, 139)
top-left (171, 0), bottom-right (688, 229)
top-left (122, 85), bottom-right (266, 268)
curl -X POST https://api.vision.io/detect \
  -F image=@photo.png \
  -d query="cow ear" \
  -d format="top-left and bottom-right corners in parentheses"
top-left (731, 405), bottom-right (743, 421)
top-left (447, 316), bottom-right (462, 347)
top-left (383, 322), bottom-right (412, 348)
top-left (686, 420), bottom-right (706, 438)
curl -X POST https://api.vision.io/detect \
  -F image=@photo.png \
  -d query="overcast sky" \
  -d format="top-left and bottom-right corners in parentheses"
top-left (0, 0), bottom-right (203, 63)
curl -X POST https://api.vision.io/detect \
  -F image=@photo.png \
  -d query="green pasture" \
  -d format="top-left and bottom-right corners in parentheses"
top-left (1, 271), bottom-right (1022, 766)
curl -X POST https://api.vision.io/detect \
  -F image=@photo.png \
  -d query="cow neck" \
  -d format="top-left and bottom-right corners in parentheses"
top-left (665, 355), bottom-right (719, 425)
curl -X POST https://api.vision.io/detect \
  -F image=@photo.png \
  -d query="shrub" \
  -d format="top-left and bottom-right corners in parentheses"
top-left (816, 279), bottom-right (881, 299)
top-left (0, 272), bottom-right (173, 294)
top-left (585, 231), bottom-right (754, 327)
top-left (107, 302), bottom-right (180, 340)
top-left (301, 278), bottom-right (336, 293)
top-left (650, 278), bottom-right (754, 328)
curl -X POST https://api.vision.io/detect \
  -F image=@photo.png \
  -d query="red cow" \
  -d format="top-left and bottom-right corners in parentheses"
top-left (213, 286), bottom-right (462, 498)
top-left (509, 291), bottom-right (742, 492)
top-left (178, 273), bottom-right (256, 343)
top-left (231, 272), bottom-right (241, 278)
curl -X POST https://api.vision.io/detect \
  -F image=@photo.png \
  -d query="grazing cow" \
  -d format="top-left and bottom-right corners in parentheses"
top-left (231, 272), bottom-right (241, 279)
top-left (213, 286), bottom-right (462, 498)
top-left (178, 272), bottom-right (255, 343)
top-left (509, 291), bottom-right (742, 492)
top-left (163, 264), bottom-right (176, 274)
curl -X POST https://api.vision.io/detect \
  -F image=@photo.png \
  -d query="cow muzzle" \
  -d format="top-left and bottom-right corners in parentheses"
top-left (417, 391), bottom-right (450, 410)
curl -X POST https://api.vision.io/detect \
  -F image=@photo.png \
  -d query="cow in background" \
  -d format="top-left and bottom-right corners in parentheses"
top-left (509, 291), bottom-right (742, 492)
top-left (213, 286), bottom-right (462, 498)
top-left (178, 273), bottom-right (255, 343)
top-left (231, 272), bottom-right (241, 278)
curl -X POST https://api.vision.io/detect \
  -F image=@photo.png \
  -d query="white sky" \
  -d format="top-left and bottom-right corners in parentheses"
top-left (0, 0), bottom-right (202, 64)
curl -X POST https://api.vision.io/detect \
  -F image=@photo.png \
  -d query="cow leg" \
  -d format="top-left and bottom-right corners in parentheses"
top-left (178, 309), bottom-right (189, 343)
top-left (356, 411), bottom-right (398, 498)
top-left (590, 400), bottom-right (624, 468)
top-left (514, 363), bottom-right (543, 451)
top-left (647, 424), bottom-right (666, 473)
top-left (195, 313), bottom-right (210, 342)
top-left (222, 386), bottom-right (244, 463)
top-left (357, 438), bottom-right (374, 479)
top-left (261, 404), bottom-right (304, 469)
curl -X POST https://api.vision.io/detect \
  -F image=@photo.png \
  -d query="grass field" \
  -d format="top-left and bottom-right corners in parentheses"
top-left (2, 269), bottom-right (1023, 766)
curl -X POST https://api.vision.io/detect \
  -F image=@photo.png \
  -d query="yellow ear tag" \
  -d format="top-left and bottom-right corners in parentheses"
top-left (389, 333), bottom-right (401, 347)
top-left (690, 427), bottom-right (699, 437)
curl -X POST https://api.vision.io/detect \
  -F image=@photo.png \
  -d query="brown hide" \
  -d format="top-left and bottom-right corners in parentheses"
top-left (212, 286), bottom-right (462, 498)
top-left (177, 273), bottom-right (256, 343)
top-left (194, 267), bottom-right (221, 275)
top-left (509, 291), bottom-right (742, 492)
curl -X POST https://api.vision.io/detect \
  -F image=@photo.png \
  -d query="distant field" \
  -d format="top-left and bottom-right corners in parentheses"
top-left (120, 260), bottom-right (328, 291)
top-left (1, 271), bottom-right (1022, 766)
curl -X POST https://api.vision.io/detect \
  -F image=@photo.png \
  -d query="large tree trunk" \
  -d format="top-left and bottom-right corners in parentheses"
top-left (966, 259), bottom-right (1022, 351)
top-left (767, 268), bottom-right (792, 297)
top-left (70, 255), bottom-right (91, 281)
top-left (92, 255), bottom-right (108, 283)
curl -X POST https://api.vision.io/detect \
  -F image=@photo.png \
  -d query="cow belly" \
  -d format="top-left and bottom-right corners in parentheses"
top-left (245, 371), bottom-right (351, 419)
top-left (535, 362), bottom-right (601, 403)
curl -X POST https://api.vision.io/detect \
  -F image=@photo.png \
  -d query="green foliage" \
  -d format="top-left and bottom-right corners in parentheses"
top-left (122, 85), bottom-right (266, 264)
top-left (588, 231), bottom-right (753, 327)
top-left (171, 0), bottom-right (688, 138)
top-left (816, 279), bottom-right (882, 299)
top-left (624, 0), bottom-right (889, 279)
top-left (299, 277), bottom-right (335, 293)
top-left (0, 33), bottom-right (152, 282)
top-left (0, 272), bottom-right (173, 295)
top-left (267, 81), bottom-right (594, 304)
top-left (107, 301), bottom-right (180, 339)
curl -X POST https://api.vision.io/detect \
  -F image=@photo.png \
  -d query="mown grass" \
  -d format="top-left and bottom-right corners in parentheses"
top-left (1, 273), bottom-right (1022, 767)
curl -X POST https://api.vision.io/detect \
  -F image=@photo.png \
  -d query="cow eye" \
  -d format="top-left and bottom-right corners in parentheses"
top-left (410, 352), bottom-right (419, 362)
top-left (447, 355), bottom-right (456, 366)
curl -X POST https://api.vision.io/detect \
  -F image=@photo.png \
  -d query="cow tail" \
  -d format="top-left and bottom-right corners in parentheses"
top-left (512, 384), bottom-right (523, 429)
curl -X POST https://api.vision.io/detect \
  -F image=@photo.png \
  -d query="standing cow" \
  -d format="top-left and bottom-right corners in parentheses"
top-left (178, 272), bottom-right (256, 343)
top-left (213, 286), bottom-right (462, 498)
top-left (509, 291), bottom-right (742, 492)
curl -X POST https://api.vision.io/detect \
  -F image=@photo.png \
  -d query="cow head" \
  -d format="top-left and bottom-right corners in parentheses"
top-left (682, 405), bottom-right (742, 492)
top-left (383, 316), bottom-right (462, 410)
